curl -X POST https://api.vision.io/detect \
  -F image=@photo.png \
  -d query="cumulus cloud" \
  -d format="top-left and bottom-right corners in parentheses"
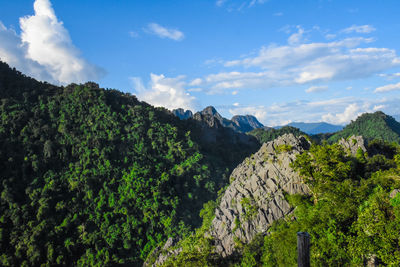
top-left (288, 26), bottom-right (305, 45)
top-left (322, 103), bottom-right (362, 124)
top-left (131, 74), bottom-right (197, 111)
top-left (305, 85), bottom-right (328, 93)
top-left (375, 82), bottom-right (400, 93)
top-left (224, 97), bottom-right (400, 126)
top-left (145, 23), bottom-right (184, 41)
top-left (228, 106), bottom-right (268, 121)
top-left (341, 24), bottom-right (376, 34)
top-left (198, 33), bottom-right (399, 93)
top-left (0, 0), bottom-right (104, 85)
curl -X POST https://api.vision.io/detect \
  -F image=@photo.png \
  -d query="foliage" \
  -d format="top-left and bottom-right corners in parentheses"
top-left (328, 111), bottom-right (400, 143)
top-left (247, 126), bottom-right (306, 144)
top-left (166, 138), bottom-right (400, 266)
top-left (0, 61), bottom-right (258, 266)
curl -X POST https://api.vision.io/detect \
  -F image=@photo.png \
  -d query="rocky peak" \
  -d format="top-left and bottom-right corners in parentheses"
top-left (231, 115), bottom-right (264, 132)
top-left (202, 106), bottom-right (219, 116)
top-left (338, 135), bottom-right (367, 156)
top-left (146, 134), bottom-right (310, 265)
top-left (172, 108), bottom-right (193, 120)
top-left (193, 106), bottom-right (227, 129)
top-left (208, 134), bottom-right (311, 257)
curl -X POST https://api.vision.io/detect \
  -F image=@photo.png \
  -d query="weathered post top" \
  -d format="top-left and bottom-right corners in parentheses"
top-left (297, 232), bottom-right (310, 267)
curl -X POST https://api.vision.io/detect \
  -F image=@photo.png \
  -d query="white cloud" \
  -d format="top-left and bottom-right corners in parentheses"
top-left (273, 12), bottom-right (283, 16)
top-left (223, 97), bottom-right (400, 126)
top-left (342, 24), bottom-right (376, 34)
top-left (145, 23), bottom-right (184, 41)
top-left (189, 78), bottom-right (203, 86)
top-left (131, 74), bottom-right (197, 111)
top-left (288, 26), bottom-right (305, 45)
top-left (305, 85), bottom-right (328, 93)
top-left (229, 106), bottom-right (267, 121)
top-left (346, 86), bottom-right (353, 90)
top-left (204, 35), bottom-right (399, 93)
top-left (379, 72), bottom-right (400, 80)
top-left (216, 0), bottom-right (268, 9)
top-left (322, 103), bottom-right (362, 124)
top-left (249, 0), bottom-right (269, 7)
top-left (374, 82), bottom-right (400, 93)
top-left (325, 33), bottom-right (336, 40)
top-left (0, 0), bottom-right (104, 85)
top-left (233, 102), bottom-right (240, 106)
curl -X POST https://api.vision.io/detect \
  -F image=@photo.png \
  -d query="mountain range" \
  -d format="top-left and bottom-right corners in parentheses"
top-left (1, 60), bottom-right (400, 266)
top-left (275, 121), bottom-right (343, 135)
top-left (172, 106), bottom-right (264, 133)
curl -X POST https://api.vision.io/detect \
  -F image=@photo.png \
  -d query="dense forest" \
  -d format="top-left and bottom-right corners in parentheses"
top-left (0, 61), bottom-right (259, 266)
top-left (155, 139), bottom-right (400, 266)
top-left (328, 111), bottom-right (400, 143)
top-left (2, 60), bottom-right (400, 266)
top-left (247, 126), bottom-right (306, 144)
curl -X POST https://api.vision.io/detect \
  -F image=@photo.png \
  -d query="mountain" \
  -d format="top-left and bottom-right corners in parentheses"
top-left (0, 61), bottom-right (260, 266)
top-left (192, 106), bottom-right (264, 133)
top-left (393, 114), bottom-right (400, 122)
top-left (172, 108), bottom-right (193, 120)
top-left (248, 126), bottom-right (306, 144)
top-left (149, 134), bottom-right (400, 266)
top-left (276, 122), bottom-right (343, 135)
top-left (231, 115), bottom-right (264, 132)
top-left (328, 111), bottom-right (400, 143)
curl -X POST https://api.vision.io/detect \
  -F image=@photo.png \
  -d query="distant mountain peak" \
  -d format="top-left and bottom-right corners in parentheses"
top-left (172, 108), bottom-right (193, 120)
top-left (328, 111), bottom-right (400, 143)
top-left (276, 121), bottom-right (343, 135)
top-left (202, 106), bottom-right (219, 116)
top-left (172, 106), bottom-right (264, 133)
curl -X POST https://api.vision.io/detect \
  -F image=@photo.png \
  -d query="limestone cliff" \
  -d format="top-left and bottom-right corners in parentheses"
top-left (208, 134), bottom-right (311, 257)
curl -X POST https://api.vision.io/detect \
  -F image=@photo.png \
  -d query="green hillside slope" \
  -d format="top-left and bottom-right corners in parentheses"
top-left (0, 61), bottom-right (258, 266)
top-left (328, 111), bottom-right (400, 143)
top-left (248, 126), bottom-right (306, 144)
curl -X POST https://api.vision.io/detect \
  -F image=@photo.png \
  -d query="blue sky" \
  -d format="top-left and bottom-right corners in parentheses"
top-left (1, 0), bottom-right (400, 126)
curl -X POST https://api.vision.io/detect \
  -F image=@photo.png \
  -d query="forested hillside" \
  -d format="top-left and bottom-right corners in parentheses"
top-left (152, 136), bottom-right (400, 266)
top-left (328, 111), bottom-right (400, 143)
top-left (248, 126), bottom-right (306, 144)
top-left (0, 61), bottom-right (259, 266)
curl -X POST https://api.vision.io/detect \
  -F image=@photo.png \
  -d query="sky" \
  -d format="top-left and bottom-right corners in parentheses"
top-left (1, 0), bottom-right (400, 126)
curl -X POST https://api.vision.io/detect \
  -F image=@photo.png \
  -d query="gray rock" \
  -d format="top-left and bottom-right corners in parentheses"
top-left (172, 108), bottom-right (193, 120)
top-left (338, 135), bottom-right (367, 156)
top-left (208, 134), bottom-right (310, 257)
top-left (147, 134), bottom-right (311, 265)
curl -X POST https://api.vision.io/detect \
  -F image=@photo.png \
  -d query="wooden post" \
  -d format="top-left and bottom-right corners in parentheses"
top-left (297, 232), bottom-right (310, 267)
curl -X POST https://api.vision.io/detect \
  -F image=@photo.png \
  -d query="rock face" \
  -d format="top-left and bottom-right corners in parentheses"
top-left (338, 135), bottom-right (367, 156)
top-left (193, 106), bottom-right (263, 133)
top-left (231, 115), bottom-right (264, 132)
top-left (144, 237), bottom-right (182, 267)
top-left (209, 134), bottom-right (311, 257)
top-left (172, 108), bottom-right (193, 120)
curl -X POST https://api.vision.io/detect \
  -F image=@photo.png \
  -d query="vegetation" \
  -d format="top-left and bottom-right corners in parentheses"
top-left (248, 126), bottom-right (306, 144)
top-left (0, 61), bottom-right (258, 266)
top-left (161, 138), bottom-right (400, 266)
top-left (328, 111), bottom-right (400, 143)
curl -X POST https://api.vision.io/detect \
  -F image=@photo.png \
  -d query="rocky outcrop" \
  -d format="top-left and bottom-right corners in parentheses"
top-left (231, 115), bottom-right (264, 133)
top-left (146, 134), bottom-right (310, 265)
top-left (172, 108), bottom-right (193, 120)
top-left (338, 135), bottom-right (367, 156)
top-left (193, 106), bottom-right (263, 133)
top-left (208, 134), bottom-right (311, 257)
top-left (144, 237), bottom-right (182, 267)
